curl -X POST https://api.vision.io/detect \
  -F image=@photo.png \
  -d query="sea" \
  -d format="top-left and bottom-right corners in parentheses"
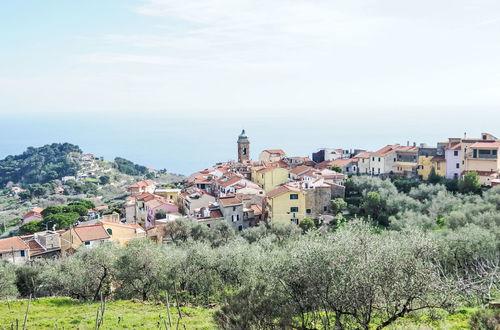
top-left (0, 106), bottom-right (498, 176)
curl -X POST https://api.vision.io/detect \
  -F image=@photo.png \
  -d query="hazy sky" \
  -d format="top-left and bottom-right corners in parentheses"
top-left (1, 0), bottom-right (500, 117)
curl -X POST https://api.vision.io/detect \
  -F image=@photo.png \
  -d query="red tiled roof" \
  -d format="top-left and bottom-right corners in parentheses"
top-left (0, 236), bottom-right (29, 253)
top-left (354, 152), bottom-right (371, 159)
top-left (23, 210), bottom-right (43, 220)
top-left (250, 204), bottom-right (263, 216)
top-left (469, 141), bottom-right (500, 149)
top-left (129, 180), bottom-right (155, 188)
top-left (267, 185), bottom-right (299, 198)
top-left (289, 165), bottom-right (312, 175)
top-left (219, 196), bottom-right (243, 207)
top-left (331, 159), bottom-right (354, 167)
top-left (73, 225), bottom-right (110, 242)
top-left (372, 144), bottom-right (400, 157)
top-left (263, 149), bottom-right (285, 155)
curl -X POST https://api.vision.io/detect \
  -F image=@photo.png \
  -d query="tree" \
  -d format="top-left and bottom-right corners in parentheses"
top-left (0, 260), bottom-right (18, 298)
top-left (163, 218), bottom-right (192, 243)
top-left (42, 212), bottom-right (80, 230)
top-left (331, 165), bottom-right (343, 173)
top-left (459, 171), bottom-right (481, 194)
top-left (19, 220), bottom-right (43, 234)
top-left (114, 240), bottom-right (165, 300)
top-left (299, 218), bottom-right (315, 233)
top-left (99, 175), bottom-right (110, 185)
top-left (428, 167), bottom-right (445, 184)
top-left (210, 222), bottom-right (235, 247)
top-left (330, 198), bottom-right (347, 215)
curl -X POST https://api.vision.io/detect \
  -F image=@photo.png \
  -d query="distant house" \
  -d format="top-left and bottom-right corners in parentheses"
top-left (154, 188), bottom-right (181, 204)
top-left (252, 166), bottom-right (289, 192)
top-left (22, 207), bottom-right (44, 224)
top-left (445, 141), bottom-right (462, 180)
top-left (21, 231), bottom-right (61, 259)
top-left (267, 185), bottom-right (306, 225)
top-left (353, 152), bottom-right (371, 175)
top-left (0, 236), bottom-right (30, 264)
top-left (61, 224), bottom-right (111, 256)
top-left (370, 144), bottom-right (401, 176)
top-left (259, 149), bottom-right (286, 162)
top-left (178, 189), bottom-right (216, 217)
top-left (464, 141), bottom-right (500, 185)
top-left (218, 196), bottom-right (246, 231)
top-left (331, 158), bottom-right (358, 175)
top-left (128, 180), bottom-right (156, 196)
top-left (99, 221), bottom-right (146, 247)
top-left (312, 148), bottom-right (344, 163)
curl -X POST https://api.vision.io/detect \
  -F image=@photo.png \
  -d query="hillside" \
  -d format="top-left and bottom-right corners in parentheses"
top-left (0, 143), bottom-right (185, 235)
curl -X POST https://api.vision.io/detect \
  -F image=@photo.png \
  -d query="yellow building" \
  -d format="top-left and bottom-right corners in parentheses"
top-left (464, 141), bottom-right (500, 185)
top-left (154, 188), bottom-right (181, 205)
top-left (267, 185), bottom-right (306, 224)
top-left (417, 155), bottom-right (446, 180)
top-left (61, 224), bottom-right (111, 256)
top-left (252, 166), bottom-right (289, 192)
top-left (99, 221), bottom-right (146, 247)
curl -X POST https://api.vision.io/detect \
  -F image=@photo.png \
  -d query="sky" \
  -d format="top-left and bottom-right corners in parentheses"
top-left (0, 0), bottom-right (499, 174)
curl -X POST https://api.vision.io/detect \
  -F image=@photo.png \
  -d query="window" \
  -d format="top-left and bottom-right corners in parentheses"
top-left (456, 163), bottom-right (459, 169)
top-left (473, 149), bottom-right (478, 158)
top-left (493, 150), bottom-right (498, 156)
top-left (236, 214), bottom-right (240, 221)
top-left (20, 250), bottom-right (25, 257)
top-left (207, 224), bottom-right (211, 228)
top-left (84, 241), bottom-right (90, 246)
top-left (232, 206), bottom-right (236, 211)
top-left (393, 158), bottom-right (396, 162)
top-left (290, 207), bottom-right (299, 212)
top-left (306, 209), bottom-right (311, 214)
top-left (378, 157), bottom-right (381, 162)
top-left (454, 150), bottom-right (458, 156)
top-left (106, 228), bottom-right (113, 235)
top-left (372, 157), bottom-right (375, 161)
top-left (290, 194), bottom-right (299, 200)
top-left (238, 225), bottom-right (243, 231)
top-left (323, 206), bottom-right (328, 212)
top-left (453, 173), bottom-right (458, 179)
top-left (378, 168), bottom-right (380, 174)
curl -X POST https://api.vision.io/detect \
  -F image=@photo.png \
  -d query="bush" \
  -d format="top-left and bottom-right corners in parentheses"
top-left (469, 309), bottom-right (500, 330)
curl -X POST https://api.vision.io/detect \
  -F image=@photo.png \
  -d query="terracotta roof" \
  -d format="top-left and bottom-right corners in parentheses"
top-left (219, 196), bottom-right (243, 207)
top-left (23, 210), bottom-right (43, 219)
top-left (73, 225), bottom-right (110, 242)
top-left (372, 144), bottom-right (400, 157)
top-left (217, 175), bottom-right (242, 187)
top-left (447, 143), bottom-right (461, 150)
top-left (209, 209), bottom-right (223, 218)
top-left (331, 159), bottom-right (354, 167)
top-left (258, 167), bottom-right (277, 174)
top-left (129, 180), bottom-right (155, 188)
top-left (250, 204), bottom-right (263, 216)
top-left (0, 236), bottom-right (29, 253)
top-left (354, 152), bottom-right (371, 159)
top-left (469, 142), bottom-right (500, 149)
top-left (263, 149), bottom-right (286, 155)
top-left (267, 185), bottom-right (300, 198)
top-left (101, 221), bottom-right (145, 232)
top-left (289, 165), bottom-right (312, 175)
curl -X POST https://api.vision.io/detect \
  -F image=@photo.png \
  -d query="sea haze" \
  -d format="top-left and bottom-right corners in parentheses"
top-left (0, 106), bottom-right (498, 175)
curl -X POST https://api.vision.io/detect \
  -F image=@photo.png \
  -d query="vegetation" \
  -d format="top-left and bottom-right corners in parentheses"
top-left (0, 297), bottom-right (215, 329)
top-left (0, 143), bottom-right (81, 187)
top-left (114, 157), bottom-right (149, 176)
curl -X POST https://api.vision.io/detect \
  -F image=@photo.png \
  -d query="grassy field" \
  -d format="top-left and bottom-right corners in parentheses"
top-left (0, 297), bottom-right (216, 329)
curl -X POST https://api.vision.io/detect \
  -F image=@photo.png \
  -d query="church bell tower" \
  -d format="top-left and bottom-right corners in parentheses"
top-left (237, 129), bottom-right (250, 163)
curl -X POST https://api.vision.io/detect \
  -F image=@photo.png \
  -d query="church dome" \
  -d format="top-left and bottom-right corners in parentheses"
top-left (238, 129), bottom-right (249, 142)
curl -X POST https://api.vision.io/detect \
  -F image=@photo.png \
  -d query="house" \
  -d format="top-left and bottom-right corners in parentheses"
top-left (312, 148), bottom-right (344, 163)
top-left (194, 204), bottom-right (225, 228)
top-left (22, 207), bottom-right (44, 224)
top-left (218, 196), bottom-right (246, 231)
top-left (178, 189), bottom-right (217, 216)
top-left (21, 231), bottom-right (61, 259)
top-left (154, 188), bottom-right (181, 204)
top-left (259, 149), bottom-right (286, 162)
top-left (60, 224), bottom-right (111, 256)
top-left (393, 145), bottom-right (420, 177)
top-left (353, 152), bottom-right (371, 175)
top-left (128, 180), bottom-right (156, 196)
top-left (331, 158), bottom-right (358, 175)
top-left (445, 141), bottom-right (462, 180)
top-left (0, 236), bottom-right (30, 264)
top-left (99, 221), bottom-right (146, 246)
top-left (283, 156), bottom-right (314, 168)
top-left (213, 174), bottom-right (261, 197)
top-left (267, 185), bottom-right (306, 225)
top-left (289, 165), bottom-right (314, 180)
top-left (252, 166), bottom-right (289, 192)
top-left (464, 141), bottom-right (500, 185)
top-left (370, 144), bottom-right (401, 176)
top-left (417, 147), bottom-right (446, 180)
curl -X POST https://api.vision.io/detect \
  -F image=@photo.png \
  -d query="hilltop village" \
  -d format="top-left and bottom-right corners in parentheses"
top-left (1, 130), bottom-right (499, 264)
